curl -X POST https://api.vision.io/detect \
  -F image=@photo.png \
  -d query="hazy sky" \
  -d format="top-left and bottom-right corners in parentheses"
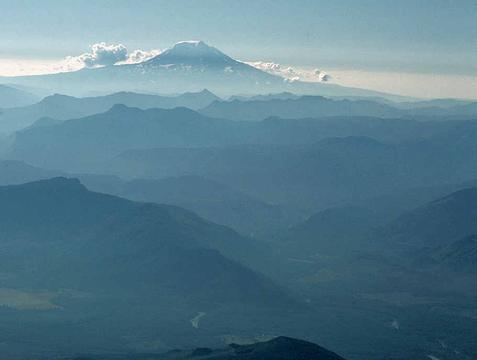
top-left (1, 0), bottom-right (476, 98)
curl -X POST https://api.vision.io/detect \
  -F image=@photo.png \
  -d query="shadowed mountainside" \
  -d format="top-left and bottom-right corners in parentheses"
top-left (63, 336), bottom-right (347, 360)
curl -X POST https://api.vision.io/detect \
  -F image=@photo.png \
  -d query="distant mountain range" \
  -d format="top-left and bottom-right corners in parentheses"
top-left (0, 160), bottom-right (290, 236)
top-left (0, 84), bottom-right (39, 108)
top-left (100, 130), bottom-right (477, 214)
top-left (0, 159), bottom-right (60, 184)
top-left (200, 94), bottom-right (477, 121)
top-left (283, 206), bottom-right (380, 255)
top-left (8, 101), bottom-right (477, 217)
top-left (1, 88), bottom-right (476, 136)
top-left (0, 89), bottom-right (220, 133)
top-left (0, 41), bottom-right (408, 100)
top-left (9, 105), bottom-right (245, 170)
top-left (5, 102), bottom-right (457, 168)
top-left (201, 96), bottom-right (403, 121)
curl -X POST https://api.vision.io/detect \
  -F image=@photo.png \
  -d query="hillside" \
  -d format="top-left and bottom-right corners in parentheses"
top-left (0, 178), bottom-right (298, 355)
top-left (378, 187), bottom-right (477, 247)
top-left (64, 336), bottom-right (346, 360)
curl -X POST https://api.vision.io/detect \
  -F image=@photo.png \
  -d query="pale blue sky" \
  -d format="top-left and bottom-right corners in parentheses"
top-left (0, 0), bottom-right (476, 98)
top-left (1, 0), bottom-right (476, 74)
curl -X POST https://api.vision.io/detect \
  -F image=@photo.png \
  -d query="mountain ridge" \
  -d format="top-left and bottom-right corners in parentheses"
top-left (63, 336), bottom-right (347, 360)
top-left (0, 89), bottom-right (221, 133)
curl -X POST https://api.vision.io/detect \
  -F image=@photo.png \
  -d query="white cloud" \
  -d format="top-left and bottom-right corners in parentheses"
top-left (64, 43), bottom-right (162, 69)
top-left (246, 61), bottom-right (332, 83)
top-left (118, 49), bottom-right (162, 65)
top-left (76, 43), bottom-right (128, 68)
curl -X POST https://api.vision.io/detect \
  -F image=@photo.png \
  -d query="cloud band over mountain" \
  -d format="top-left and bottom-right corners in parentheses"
top-left (246, 61), bottom-right (332, 83)
top-left (65, 42), bottom-right (162, 69)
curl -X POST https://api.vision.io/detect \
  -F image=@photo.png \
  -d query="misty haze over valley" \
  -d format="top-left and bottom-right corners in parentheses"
top-left (0, 1), bottom-right (476, 359)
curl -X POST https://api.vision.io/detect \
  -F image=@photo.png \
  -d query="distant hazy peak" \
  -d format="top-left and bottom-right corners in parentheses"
top-left (1, 177), bottom-right (86, 192)
top-left (174, 40), bottom-right (208, 47)
top-left (190, 88), bottom-right (217, 96)
top-left (108, 103), bottom-right (137, 113)
top-left (315, 135), bottom-right (390, 150)
top-left (166, 40), bottom-right (225, 56)
top-left (106, 103), bottom-right (201, 117)
top-left (39, 93), bottom-right (77, 104)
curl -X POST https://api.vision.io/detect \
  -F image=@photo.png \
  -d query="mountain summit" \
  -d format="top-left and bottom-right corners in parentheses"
top-left (0, 41), bottom-right (396, 98)
top-left (147, 40), bottom-right (237, 67)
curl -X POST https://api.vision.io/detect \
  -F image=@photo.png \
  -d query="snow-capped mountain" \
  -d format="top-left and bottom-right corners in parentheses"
top-left (0, 41), bottom-right (400, 99)
top-left (146, 40), bottom-right (238, 67)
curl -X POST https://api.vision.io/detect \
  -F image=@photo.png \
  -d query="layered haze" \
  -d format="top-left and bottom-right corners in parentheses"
top-left (0, 2), bottom-right (476, 360)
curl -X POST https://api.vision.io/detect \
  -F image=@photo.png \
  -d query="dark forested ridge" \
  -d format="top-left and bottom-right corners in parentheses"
top-left (61, 337), bottom-right (347, 360)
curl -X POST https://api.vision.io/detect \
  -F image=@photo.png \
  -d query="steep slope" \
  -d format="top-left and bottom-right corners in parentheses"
top-left (0, 89), bottom-right (220, 134)
top-left (378, 187), bottom-right (477, 247)
top-left (284, 206), bottom-right (380, 255)
top-left (417, 235), bottom-right (477, 273)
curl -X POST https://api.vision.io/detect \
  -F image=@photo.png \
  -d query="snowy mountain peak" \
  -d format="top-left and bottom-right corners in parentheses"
top-left (146, 40), bottom-right (235, 67)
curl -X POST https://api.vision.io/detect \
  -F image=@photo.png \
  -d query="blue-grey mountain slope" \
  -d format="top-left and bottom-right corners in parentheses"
top-left (200, 95), bottom-right (477, 122)
top-left (0, 84), bottom-right (39, 108)
top-left (378, 187), bottom-right (477, 248)
top-left (0, 177), bottom-right (299, 356)
top-left (0, 89), bottom-right (220, 134)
